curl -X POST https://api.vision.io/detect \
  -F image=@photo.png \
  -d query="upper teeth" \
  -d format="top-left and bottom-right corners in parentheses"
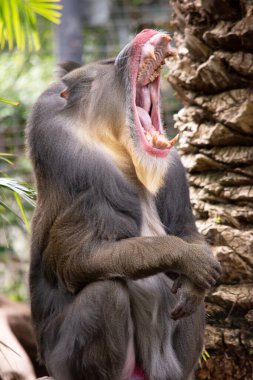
top-left (138, 64), bottom-right (161, 83)
top-left (149, 68), bottom-right (161, 82)
top-left (137, 35), bottom-right (177, 85)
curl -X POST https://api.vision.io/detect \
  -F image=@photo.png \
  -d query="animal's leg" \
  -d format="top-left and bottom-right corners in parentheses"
top-left (44, 280), bottom-right (134, 380)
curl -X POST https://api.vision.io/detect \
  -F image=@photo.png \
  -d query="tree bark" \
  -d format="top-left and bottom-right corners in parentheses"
top-left (169, 1), bottom-right (253, 378)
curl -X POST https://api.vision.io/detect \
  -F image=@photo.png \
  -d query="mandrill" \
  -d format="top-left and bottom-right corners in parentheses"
top-left (27, 29), bottom-right (221, 380)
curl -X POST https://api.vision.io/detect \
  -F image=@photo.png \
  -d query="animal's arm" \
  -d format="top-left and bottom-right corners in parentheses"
top-left (43, 210), bottom-right (221, 294)
top-left (154, 150), bottom-right (222, 318)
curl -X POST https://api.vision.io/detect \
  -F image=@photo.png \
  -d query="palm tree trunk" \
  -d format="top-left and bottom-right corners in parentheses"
top-left (169, 1), bottom-right (253, 378)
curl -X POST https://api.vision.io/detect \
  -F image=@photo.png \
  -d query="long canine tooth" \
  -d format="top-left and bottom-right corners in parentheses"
top-left (152, 132), bottom-right (169, 149)
top-left (152, 132), bottom-right (158, 146)
top-left (168, 134), bottom-right (179, 147)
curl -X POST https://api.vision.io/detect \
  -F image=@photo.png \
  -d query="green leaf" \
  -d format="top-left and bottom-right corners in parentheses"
top-left (0, 97), bottom-right (19, 106)
top-left (25, 4), bottom-right (41, 50)
top-left (3, 0), bottom-right (13, 49)
top-left (0, 153), bottom-right (14, 165)
top-left (29, 6), bottom-right (62, 23)
top-left (0, 0), bottom-right (62, 51)
top-left (0, 19), bottom-right (4, 48)
top-left (31, 0), bottom-right (61, 2)
top-left (13, 192), bottom-right (30, 232)
top-left (31, 2), bottom-right (62, 10)
top-left (214, 216), bottom-right (222, 225)
top-left (0, 178), bottom-right (36, 206)
top-left (0, 157), bottom-right (14, 165)
top-left (0, 178), bottom-right (36, 230)
top-left (10, 0), bottom-right (22, 50)
top-left (198, 349), bottom-right (211, 366)
top-left (0, 199), bottom-right (23, 224)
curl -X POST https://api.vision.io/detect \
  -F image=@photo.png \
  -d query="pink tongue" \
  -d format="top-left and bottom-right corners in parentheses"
top-left (136, 106), bottom-right (152, 131)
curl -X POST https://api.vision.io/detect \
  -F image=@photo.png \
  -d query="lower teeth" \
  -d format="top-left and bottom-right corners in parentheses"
top-left (144, 130), bottom-right (168, 149)
top-left (152, 131), bottom-right (168, 149)
top-left (144, 130), bottom-right (179, 150)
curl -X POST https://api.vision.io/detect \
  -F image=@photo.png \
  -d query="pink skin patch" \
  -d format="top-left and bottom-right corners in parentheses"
top-left (129, 29), bottom-right (178, 158)
top-left (131, 366), bottom-right (149, 380)
top-left (120, 323), bottom-right (149, 380)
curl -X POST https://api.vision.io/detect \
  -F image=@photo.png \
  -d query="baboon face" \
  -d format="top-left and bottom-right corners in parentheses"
top-left (60, 29), bottom-right (177, 161)
top-left (115, 29), bottom-right (177, 158)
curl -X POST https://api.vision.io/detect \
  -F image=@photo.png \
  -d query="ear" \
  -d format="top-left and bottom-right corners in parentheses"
top-left (60, 88), bottom-right (70, 99)
top-left (57, 61), bottom-right (82, 78)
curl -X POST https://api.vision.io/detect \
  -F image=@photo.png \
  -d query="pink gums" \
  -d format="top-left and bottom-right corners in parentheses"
top-left (129, 29), bottom-right (172, 158)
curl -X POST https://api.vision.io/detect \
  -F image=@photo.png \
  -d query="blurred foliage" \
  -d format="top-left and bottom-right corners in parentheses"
top-left (0, 50), bottom-right (54, 124)
top-left (0, 4), bottom-right (56, 234)
top-left (0, 1), bottom-right (60, 299)
top-left (0, 0), bottom-right (62, 51)
top-left (0, 152), bottom-right (35, 299)
top-left (127, 0), bottom-right (147, 5)
top-left (0, 175), bottom-right (36, 230)
top-left (0, 272), bottom-right (27, 302)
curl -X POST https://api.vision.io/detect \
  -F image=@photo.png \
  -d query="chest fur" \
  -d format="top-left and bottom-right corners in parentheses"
top-left (140, 194), bottom-right (166, 237)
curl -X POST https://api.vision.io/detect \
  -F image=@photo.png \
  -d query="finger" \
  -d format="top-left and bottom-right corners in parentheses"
top-left (171, 296), bottom-right (191, 320)
top-left (171, 277), bottom-right (182, 294)
top-left (172, 302), bottom-right (192, 320)
top-left (203, 275), bottom-right (217, 287)
top-left (213, 267), bottom-right (222, 280)
top-left (208, 260), bottom-right (222, 278)
top-left (171, 303), bottom-right (185, 320)
top-left (199, 270), bottom-right (220, 288)
top-left (195, 277), bottom-right (212, 290)
top-left (215, 262), bottom-right (222, 274)
top-left (182, 299), bottom-right (198, 317)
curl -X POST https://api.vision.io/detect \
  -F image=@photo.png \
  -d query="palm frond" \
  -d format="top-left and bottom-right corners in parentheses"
top-left (0, 97), bottom-right (19, 106)
top-left (0, 178), bottom-right (36, 231)
top-left (0, 153), bottom-right (14, 165)
top-left (0, 178), bottom-right (36, 206)
top-left (0, 0), bottom-right (62, 51)
top-left (13, 191), bottom-right (31, 232)
top-left (0, 157), bottom-right (14, 165)
top-left (0, 199), bottom-right (24, 224)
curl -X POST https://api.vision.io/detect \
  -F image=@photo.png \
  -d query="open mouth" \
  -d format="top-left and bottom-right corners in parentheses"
top-left (131, 30), bottom-right (178, 157)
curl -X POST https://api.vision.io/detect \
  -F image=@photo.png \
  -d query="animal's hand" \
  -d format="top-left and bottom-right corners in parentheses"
top-left (179, 244), bottom-right (222, 290)
top-left (171, 275), bottom-right (205, 320)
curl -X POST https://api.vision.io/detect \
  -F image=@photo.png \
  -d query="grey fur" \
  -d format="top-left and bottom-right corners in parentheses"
top-left (27, 31), bottom-right (221, 380)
